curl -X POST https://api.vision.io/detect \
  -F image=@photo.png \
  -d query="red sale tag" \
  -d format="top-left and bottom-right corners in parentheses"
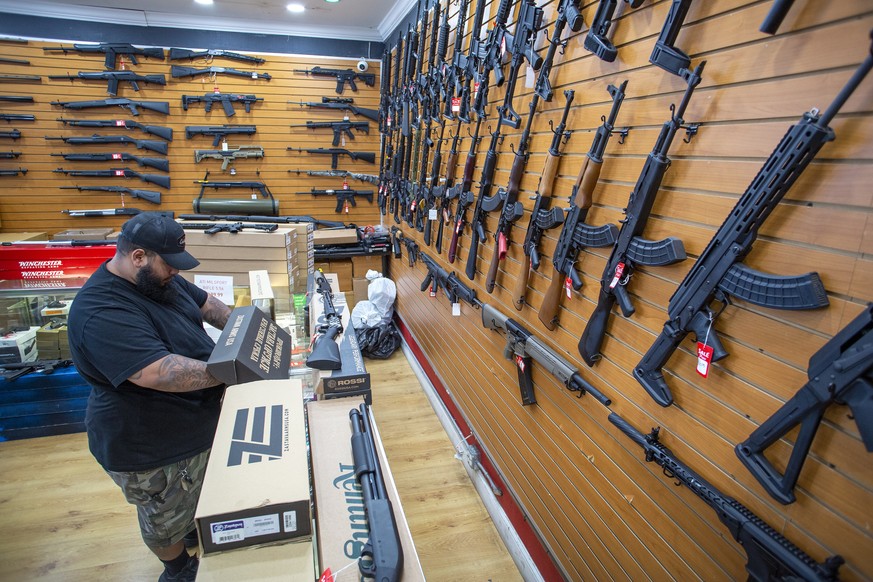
top-left (514, 354), bottom-right (525, 372)
top-left (429, 287), bottom-right (436, 298)
top-left (113, 169), bottom-right (125, 177)
top-left (114, 119), bottom-right (125, 127)
top-left (564, 277), bottom-right (573, 299)
top-left (455, 219), bottom-right (463, 234)
top-left (474, 82), bottom-right (480, 99)
top-left (111, 153), bottom-right (122, 160)
top-left (609, 262), bottom-right (626, 289)
top-left (451, 97), bottom-right (460, 112)
top-left (318, 568), bottom-right (333, 582)
top-left (696, 342), bottom-right (714, 377)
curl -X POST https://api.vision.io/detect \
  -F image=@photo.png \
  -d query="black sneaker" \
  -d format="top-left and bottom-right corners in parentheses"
top-left (182, 529), bottom-right (199, 549)
top-left (158, 554), bottom-right (198, 582)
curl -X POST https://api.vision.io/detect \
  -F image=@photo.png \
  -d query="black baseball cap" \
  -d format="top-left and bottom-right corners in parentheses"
top-left (120, 213), bottom-right (200, 270)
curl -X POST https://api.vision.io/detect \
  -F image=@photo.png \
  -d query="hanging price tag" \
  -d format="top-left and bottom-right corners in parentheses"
top-left (452, 302), bottom-right (461, 316)
top-left (696, 342), bottom-right (714, 377)
top-left (342, 178), bottom-right (349, 190)
top-left (111, 153), bottom-right (122, 160)
top-left (114, 119), bottom-right (125, 127)
top-left (609, 262), bottom-right (625, 289)
top-left (113, 169), bottom-right (125, 177)
top-left (473, 82), bottom-right (480, 99)
top-left (428, 207), bottom-right (438, 220)
top-left (564, 277), bottom-right (573, 299)
top-left (251, 71), bottom-right (257, 80)
top-left (514, 354), bottom-right (526, 373)
top-left (455, 219), bottom-right (463, 234)
top-left (343, 200), bottom-right (350, 214)
top-left (429, 286), bottom-right (436, 298)
top-left (213, 85), bottom-right (220, 94)
top-left (451, 97), bottom-right (460, 113)
top-left (318, 568), bottom-right (332, 582)
top-left (387, 115), bottom-right (392, 128)
top-left (221, 140), bottom-right (228, 151)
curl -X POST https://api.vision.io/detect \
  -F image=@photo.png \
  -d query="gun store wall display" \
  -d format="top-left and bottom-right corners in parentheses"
top-left (207, 305), bottom-right (292, 385)
top-left (195, 378), bottom-right (311, 555)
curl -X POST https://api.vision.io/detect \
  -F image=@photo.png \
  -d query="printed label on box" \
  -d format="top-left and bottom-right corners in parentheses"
top-left (210, 514), bottom-right (282, 545)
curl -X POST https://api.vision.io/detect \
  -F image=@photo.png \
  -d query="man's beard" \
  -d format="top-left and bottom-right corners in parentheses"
top-left (135, 263), bottom-right (179, 304)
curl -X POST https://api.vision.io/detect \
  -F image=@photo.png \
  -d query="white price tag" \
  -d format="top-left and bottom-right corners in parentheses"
top-left (452, 302), bottom-right (461, 316)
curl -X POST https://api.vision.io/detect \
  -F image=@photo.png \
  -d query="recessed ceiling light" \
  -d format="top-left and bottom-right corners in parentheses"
top-left (194, 0), bottom-right (213, 5)
top-left (324, 0), bottom-right (340, 3)
top-left (287, 3), bottom-right (305, 12)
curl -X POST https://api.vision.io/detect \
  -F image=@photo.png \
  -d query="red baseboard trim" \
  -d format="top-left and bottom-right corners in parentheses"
top-left (394, 314), bottom-right (564, 581)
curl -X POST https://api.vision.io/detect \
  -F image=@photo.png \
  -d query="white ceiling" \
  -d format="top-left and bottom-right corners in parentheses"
top-left (0, 0), bottom-right (416, 42)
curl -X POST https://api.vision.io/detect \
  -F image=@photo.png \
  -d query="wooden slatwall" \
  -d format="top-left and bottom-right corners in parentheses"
top-left (391, 0), bottom-right (873, 580)
top-left (0, 40), bottom-right (382, 232)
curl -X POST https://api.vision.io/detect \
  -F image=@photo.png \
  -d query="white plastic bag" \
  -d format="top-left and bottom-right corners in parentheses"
top-left (366, 270), bottom-right (396, 324)
top-left (351, 300), bottom-right (382, 329)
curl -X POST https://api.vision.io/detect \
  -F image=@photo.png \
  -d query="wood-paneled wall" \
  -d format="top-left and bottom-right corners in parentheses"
top-left (0, 40), bottom-right (382, 233)
top-left (391, 0), bottom-right (873, 580)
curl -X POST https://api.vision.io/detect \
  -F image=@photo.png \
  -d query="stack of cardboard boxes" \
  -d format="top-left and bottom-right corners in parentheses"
top-left (179, 221), bottom-right (314, 315)
top-left (35, 321), bottom-right (70, 361)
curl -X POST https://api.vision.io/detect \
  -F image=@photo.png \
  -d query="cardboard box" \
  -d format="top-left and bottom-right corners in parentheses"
top-left (191, 258), bottom-right (291, 276)
top-left (195, 379), bottom-right (312, 555)
top-left (0, 232), bottom-right (47, 243)
top-left (308, 290), bottom-right (370, 400)
top-left (207, 306), bottom-right (292, 386)
top-left (196, 539), bottom-right (315, 581)
top-left (352, 254), bottom-right (384, 277)
top-left (0, 326), bottom-right (39, 364)
top-left (352, 277), bottom-right (370, 308)
top-left (313, 228), bottom-right (358, 246)
top-left (307, 398), bottom-right (425, 582)
top-left (329, 259), bottom-right (354, 292)
top-left (182, 225), bottom-right (293, 248)
top-left (52, 228), bottom-right (114, 241)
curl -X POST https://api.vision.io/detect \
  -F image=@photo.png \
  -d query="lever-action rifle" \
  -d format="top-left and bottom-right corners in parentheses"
top-left (58, 118), bottom-right (172, 141)
top-left (609, 412), bottom-right (846, 582)
top-left (296, 188), bottom-right (374, 213)
top-left (182, 94), bottom-right (263, 117)
top-left (59, 185), bottom-right (162, 204)
top-left (649, 0), bottom-right (693, 76)
top-left (168, 48), bottom-right (266, 65)
top-left (44, 134), bottom-right (168, 155)
top-left (288, 168), bottom-right (379, 185)
top-left (349, 402), bottom-right (404, 582)
top-left (736, 303), bottom-right (873, 505)
top-left (294, 66), bottom-right (376, 94)
top-left (53, 167), bottom-right (171, 189)
top-left (47, 71), bottom-right (166, 96)
top-left (482, 303), bottom-right (612, 407)
top-left (51, 152), bottom-right (169, 172)
top-left (286, 147), bottom-right (375, 169)
top-left (185, 125), bottom-right (256, 146)
top-left (194, 146), bottom-right (264, 171)
top-left (306, 271), bottom-right (344, 370)
top-left (512, 90), bottom-right (574, 310)
top-left (42, 43), bottom-right (165, 69)
top-left (51, 98), bottom-right (170, 117)
top-left (584, 0), bottom-right (644, 62)
top-left (290, 120), bottom-right (370, 146)
top-left (634, 44), bottom-right (873, 408)
top-left (539, 81), bottom-right (628, 330)
top-left (292, 97), bottom-right (380, 122)
top-left (579, 64), bottom-right (704, 364)
top-left (171, 65), bottom-right (271, 81)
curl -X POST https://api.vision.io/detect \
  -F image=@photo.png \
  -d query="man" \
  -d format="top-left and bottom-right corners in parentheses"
top-left (68, 212), bottom-right (232, 582)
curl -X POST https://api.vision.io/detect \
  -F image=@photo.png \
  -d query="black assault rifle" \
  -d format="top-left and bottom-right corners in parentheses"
top-left (483, 303), bottom-right (612, 407)
top-left (289, 120), bottom-right (370, 146)
top-left (633, 43), bottom-right (873, 408)
top-left (182, 94), bottom-right (263, 117)
top-left (180, 222), bottom-right (278, 235)
top-left (294, 66), bottom-right (376, 94)
top-left (59, 185), bottom-right (162, 204)
top-left (419, 252), bottom-right (479, 308)
top-left (736, 303), bottom-right (873, 505)
top-left (48, 71), bottom-right (166, 96)
top-left (296, 188), bottom-right (374, 213)
top-left (349, 403), bottom-right (404, 582)
top-left (42, 43), bottom-right (164, 69)
top-left (306, 271), bottom-right (344, 370)
top-left (538, 81), bottom-right (627, 330)
top-left (609, 412), bottom-right (845, 582)
top-left (185, 125), bottom-right (257, 146)
top-left (578, 63), bottom-right (705, 365)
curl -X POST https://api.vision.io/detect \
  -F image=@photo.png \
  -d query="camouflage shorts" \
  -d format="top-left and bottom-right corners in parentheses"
top-left (106, 450), bottom-right (210, 549)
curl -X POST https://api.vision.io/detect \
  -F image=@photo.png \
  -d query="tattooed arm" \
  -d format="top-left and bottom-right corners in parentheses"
top-left (201, 293), bottom-right (231, 330)
top-left (128, 354), bottom-right (223, 393)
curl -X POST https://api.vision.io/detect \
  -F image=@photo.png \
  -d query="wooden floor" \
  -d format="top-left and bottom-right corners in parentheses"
top-left (0, 349), bottom-right (522, 581)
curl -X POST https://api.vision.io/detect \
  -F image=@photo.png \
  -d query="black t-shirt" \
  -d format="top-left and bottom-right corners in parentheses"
top-left (68, 262), bottom-right (224, 472)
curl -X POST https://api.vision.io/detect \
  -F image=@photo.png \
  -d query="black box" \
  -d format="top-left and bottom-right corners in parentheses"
top-left (207, 306), bottom-right (292, 386)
